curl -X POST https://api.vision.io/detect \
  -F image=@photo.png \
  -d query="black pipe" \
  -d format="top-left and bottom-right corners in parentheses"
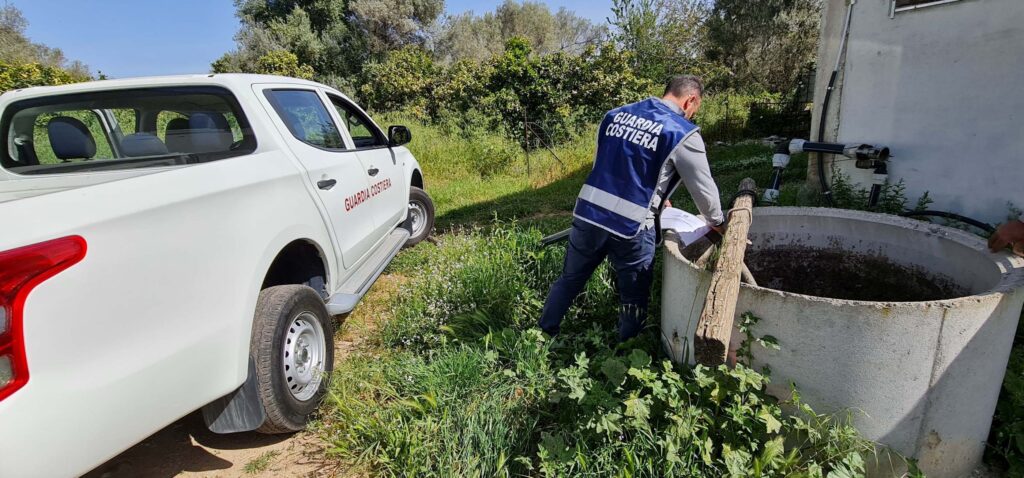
top-left (802, 140), bottom-right (846, 156)
top-left (868, 162), bottom-right (886, 209)
top-left (816, 70), bottom-right (839, 207)
top-left (900, 210), bottom-right (995, 234)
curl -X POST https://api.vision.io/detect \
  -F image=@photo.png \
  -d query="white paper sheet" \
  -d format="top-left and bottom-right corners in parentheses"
top-left (660, 207), bottom-right (711, 246)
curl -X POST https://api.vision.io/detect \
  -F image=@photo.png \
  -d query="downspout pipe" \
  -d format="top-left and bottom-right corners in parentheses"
top-left (817, 0), bottom-right (857, 206)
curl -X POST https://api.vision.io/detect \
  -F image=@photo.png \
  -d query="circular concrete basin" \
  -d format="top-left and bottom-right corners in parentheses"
top-left (660, 207), bottom-right (1024, 478)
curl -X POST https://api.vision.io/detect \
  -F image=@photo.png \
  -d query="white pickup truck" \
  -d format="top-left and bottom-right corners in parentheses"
top-left (0, 74), bottom-right (435, 477)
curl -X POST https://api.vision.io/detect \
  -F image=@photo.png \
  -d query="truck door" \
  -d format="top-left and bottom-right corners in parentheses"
top-left (256, 86), bottom-right (376, 268)
top-left (324, 93), bottom-right (408, 241)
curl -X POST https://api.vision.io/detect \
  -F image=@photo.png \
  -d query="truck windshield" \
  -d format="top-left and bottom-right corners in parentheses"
top-left (0, 86), bottom-right (256, 175)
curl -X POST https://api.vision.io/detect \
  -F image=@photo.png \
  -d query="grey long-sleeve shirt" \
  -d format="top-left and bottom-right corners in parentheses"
top-left (643, 99), bottom-right (725, 228)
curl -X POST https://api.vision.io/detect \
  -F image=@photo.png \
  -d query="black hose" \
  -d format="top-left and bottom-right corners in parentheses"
top-left (810, 70), bottom-right (991, 233)
top-left (802, 141), bottom-right (846, 155)
top-left (900, 210), bottom-right (995, 234)
top-left (817, 70), bottom-right (838, 207)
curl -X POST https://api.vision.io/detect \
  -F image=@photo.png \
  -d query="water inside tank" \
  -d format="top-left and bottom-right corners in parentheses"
top-left (744, 246), bottom-right (968, 302)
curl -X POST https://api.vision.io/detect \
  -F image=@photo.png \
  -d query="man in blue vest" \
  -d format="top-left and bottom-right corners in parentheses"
top-left (539, 75), bottom-right (725, 341)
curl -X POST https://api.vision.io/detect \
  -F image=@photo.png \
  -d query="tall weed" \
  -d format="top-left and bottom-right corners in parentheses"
top-left (322, 223), bottom-right (882, 477)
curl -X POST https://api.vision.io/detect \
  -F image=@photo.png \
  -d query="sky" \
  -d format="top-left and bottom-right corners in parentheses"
top-left (12, 0), bottom-right (614, 79)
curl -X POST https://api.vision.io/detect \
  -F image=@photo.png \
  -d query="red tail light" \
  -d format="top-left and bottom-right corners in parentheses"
top-left (0, 236), bottom-right (86, 402)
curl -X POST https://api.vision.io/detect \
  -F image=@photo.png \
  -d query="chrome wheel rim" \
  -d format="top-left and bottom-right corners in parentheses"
top-left (408, 201), bottom-right (426, 237)
top-left (282, 312), bottom-right (326, 401)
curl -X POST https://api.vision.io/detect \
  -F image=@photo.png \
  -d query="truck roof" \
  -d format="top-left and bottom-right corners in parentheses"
top-left (0, 73), bottom-right (328, 101)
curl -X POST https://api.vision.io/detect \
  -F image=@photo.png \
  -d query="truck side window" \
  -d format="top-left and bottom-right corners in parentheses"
top-left (265, 90), bottom-right (345, 150)
top-left (327, 95), bottom-right (386, 149)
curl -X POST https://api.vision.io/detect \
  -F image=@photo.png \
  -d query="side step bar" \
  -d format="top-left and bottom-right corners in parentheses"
top-left (325, 228), bottom-right (410, 315)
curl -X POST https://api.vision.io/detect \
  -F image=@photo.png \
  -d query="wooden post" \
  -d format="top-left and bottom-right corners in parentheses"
top-left (694, 178), bottom-right (757, 366)
top-left (524, 110), bottom-right (530, 177)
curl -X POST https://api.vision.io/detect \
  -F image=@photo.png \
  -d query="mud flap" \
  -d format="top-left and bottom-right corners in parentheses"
top-left (201, 358), bottom-right (266, 434)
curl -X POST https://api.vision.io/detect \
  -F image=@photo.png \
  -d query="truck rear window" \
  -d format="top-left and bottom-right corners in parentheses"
top-left (0, 86), bottom-right (256, 175)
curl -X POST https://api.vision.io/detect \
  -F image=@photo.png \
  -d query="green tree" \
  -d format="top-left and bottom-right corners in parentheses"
top-left (254, 50), bottom-right (316, 79)
top-left (608, 0), bottom-right (713, 86)
top-left (703, 0), bottom-right (822, 94)
top-left (0, 61), bottom-right (83, 92)
top-left (437, 1), bottom-right (606, 63)
top-left (358, 46), bottom-right (437, 116)
top-left (487, 37), bottom-right (653, 148)
top-left (349, 0), bottom-right (444, 55)
top-left (214, 0), bottom-right (443, 82)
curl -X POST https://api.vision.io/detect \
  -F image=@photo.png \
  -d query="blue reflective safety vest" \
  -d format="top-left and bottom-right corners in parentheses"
top-left (574, 98), bottom-right (699, 238)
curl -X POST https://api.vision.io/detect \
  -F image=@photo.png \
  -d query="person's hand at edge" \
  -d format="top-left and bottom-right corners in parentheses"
top-left (989, 219), bottom-right (1024, 257)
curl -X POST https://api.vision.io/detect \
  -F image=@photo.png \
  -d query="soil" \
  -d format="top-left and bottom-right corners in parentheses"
top-left (745, 247), bottom-right (968, 302)
top-left (81, 412), bottom-right (340, 478)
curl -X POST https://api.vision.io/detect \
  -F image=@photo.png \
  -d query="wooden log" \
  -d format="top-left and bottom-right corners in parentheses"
top-left (741, 264), bottom-right (758, 287)
top-left (694, 178), bottom-right (757, 366)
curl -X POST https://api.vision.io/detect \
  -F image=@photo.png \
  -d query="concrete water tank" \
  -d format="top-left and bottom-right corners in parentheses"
top-left (660, 207), bottom-right (1024, 477)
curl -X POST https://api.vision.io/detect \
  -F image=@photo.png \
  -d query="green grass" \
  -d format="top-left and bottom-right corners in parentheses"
top-left (319, 116), bottom-right (939, 477)
top-left (321, 224), bottom-right (880, 477)
top-left (243, 450), bottom-right (280, 474)
top-left (379, 112), bottom-right (594, 232)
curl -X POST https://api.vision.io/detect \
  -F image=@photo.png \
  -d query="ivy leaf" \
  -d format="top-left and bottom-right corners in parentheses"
top-left (594, 412), bottom-right (622, 435)
top-left (826, 452), bottom-right (866, 478)
top-left (628, 349), bottom-right (652, 369)
top-left (701, 436), bottom-right (714, 466)
top-left (759, 408), bottom-right (783, 434)
top-left (624, 393), bottom-right (651, 421)
top-left (723, 443), bottom-right (752, 477)
top-left (757, 335), bottom-right (780, 351)
top-left (600, 358), bottom-right (628, 386)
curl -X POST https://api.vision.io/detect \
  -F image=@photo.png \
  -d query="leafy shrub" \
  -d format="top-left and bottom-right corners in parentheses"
top-left (323, 223), bottom-right (882, 477)
top-left (358, 37), bottom-right (654, 149)
top-left (430, 59), bottom-right (494, 125)
top-left (254, 50), bottom-right (315, 80)
top-left (359, 47), bottom-right (438, 118)
top-left (828, 169), bottom-right (912, 215)
top-left (0, 60), bottom-right (86, 92)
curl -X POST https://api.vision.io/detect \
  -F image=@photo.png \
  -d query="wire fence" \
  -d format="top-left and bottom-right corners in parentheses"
top-left (701, 100), bottom-right (813, 144)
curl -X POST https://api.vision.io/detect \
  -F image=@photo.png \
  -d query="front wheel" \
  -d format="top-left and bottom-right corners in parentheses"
top-left (251, 285), bottom-right (335, 434)
top-left (403, 186), bottom-right (435, 247)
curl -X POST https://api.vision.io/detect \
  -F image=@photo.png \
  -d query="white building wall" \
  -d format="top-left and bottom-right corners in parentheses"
top-left (812, 0), bottom-right (1024, 224)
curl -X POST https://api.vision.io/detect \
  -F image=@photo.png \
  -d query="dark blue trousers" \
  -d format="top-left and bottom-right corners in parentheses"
top-left (539, 218), bottom-right (656, 341)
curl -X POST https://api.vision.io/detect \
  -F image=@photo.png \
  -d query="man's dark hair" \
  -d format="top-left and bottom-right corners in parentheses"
top-left (664, 75), bottom-right (704, 98)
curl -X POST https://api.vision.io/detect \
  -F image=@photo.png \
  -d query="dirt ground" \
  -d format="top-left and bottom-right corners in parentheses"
top-left (84, 275), bottom-right (403, 478)
top-left (82, 412), bottom-right (342, 478)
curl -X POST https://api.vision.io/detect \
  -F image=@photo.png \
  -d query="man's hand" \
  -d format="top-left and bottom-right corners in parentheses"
top-left (663, 199), bottom-right (672, 209)
top-left (989, 220), bottom-right (1024, 257)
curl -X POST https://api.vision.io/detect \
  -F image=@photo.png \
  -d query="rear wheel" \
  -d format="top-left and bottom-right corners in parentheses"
top-left (251, 285), bottom-right (334, 434)
top-left (403, 186), bottom-right (435, 247)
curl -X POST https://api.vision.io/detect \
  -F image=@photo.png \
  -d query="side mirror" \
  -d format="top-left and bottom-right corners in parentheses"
top-left (388, 125), bottom-right (412, 146)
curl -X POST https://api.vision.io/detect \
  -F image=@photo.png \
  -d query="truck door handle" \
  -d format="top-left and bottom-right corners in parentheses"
top-left (317, 179), bottom-right (337, 190)
top-left (367, 167), bottom-right (379, 177)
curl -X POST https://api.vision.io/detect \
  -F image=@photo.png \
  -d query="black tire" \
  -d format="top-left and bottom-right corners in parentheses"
top-left (403, 186), bottom-right (435, 247)
top-left (251, 285), bottom-right (335, 434)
